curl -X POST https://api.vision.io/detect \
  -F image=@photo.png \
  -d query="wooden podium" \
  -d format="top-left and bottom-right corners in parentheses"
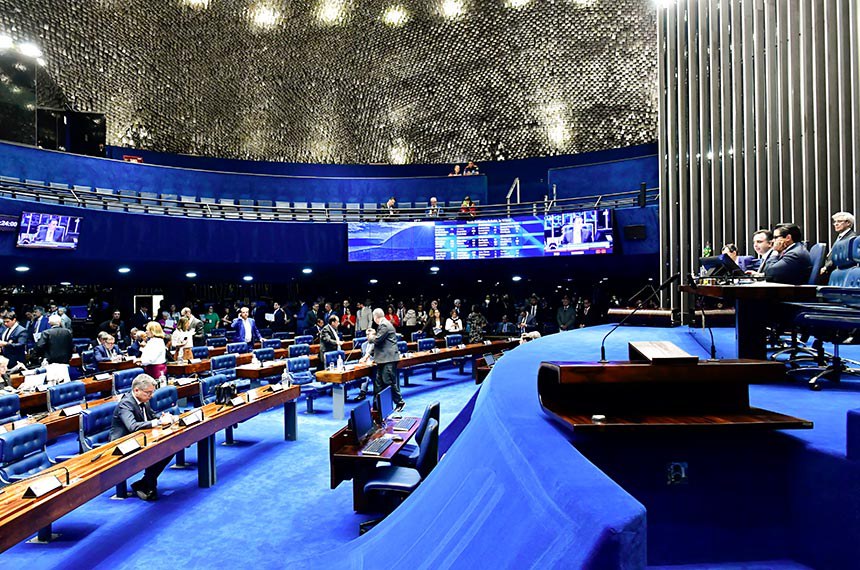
top-left (538, 342), bottom-right (812, 433)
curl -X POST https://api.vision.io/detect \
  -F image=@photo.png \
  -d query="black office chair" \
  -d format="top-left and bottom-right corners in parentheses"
top-left (391, 401), bottom-right (440, 469)
top-left (359, 418), bottom-right (439, 534)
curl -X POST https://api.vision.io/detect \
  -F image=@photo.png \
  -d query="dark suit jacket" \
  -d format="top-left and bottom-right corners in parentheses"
top-left (765, 242), bottom-right (813, 285)
top-left (189, 316), bottom-right (205, 346)
top-left (272, 308), bottom-right (287, 332)
top-left (556, 305), bottom-right (577, 330)
top-left (94, 343), bottom-right (122, 362)
top-left (35, 224), bottom-right (67, 243)
top-left (131, 311), bottom-right (151, 332)
top-left (231, 318), bottom-right (262, 344)
top-left (1, 324), bottom-right (28, 367)
top-left (373, 319), bottom-right (399, 364)
top-left (823, 229), bottom-right (857, 273)
top-left (110, 392), bottom-right (156, 440)
top-left (36, 326), bottom-right (74, 364)
top-left (127, 340), bottom-right (143, 358)
top-left (319, 324), bottom-right (341, 354)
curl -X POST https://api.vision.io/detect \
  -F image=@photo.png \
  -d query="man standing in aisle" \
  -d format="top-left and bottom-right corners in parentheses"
top-left (372, 308), bottom-right (404, 411)
top-left (356, 299), bottom-right (373, 333)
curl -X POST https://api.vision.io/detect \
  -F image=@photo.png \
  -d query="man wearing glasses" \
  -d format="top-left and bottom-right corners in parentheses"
top-left (110, 374), bottom-right (176, 501)
top-left (820, 212), bottom-right (855, 280)
top-left (764, 224), bottom-right (813, 285)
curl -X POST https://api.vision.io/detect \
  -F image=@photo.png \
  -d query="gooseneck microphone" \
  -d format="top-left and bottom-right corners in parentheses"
top-left (599, 273), bottom-right (681, 362)
top-left (686, 274), bottom-right (717, 360)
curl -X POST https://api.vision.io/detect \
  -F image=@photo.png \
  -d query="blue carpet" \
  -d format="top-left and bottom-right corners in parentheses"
top-left (1, 364), bottom-right (480, 568)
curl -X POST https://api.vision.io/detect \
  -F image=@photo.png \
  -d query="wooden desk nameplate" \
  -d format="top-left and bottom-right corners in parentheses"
top-left (538, 342), bottom-right (811, 433)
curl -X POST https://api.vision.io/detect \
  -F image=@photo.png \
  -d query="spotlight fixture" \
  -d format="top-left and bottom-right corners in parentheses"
top-left (14, 265), bottom-right (29, 272)
top-left (17, 42), bottom-right (42, 58)
top-left (243, 275), bottom-right (254, 282)
top-left (118, 267), bottom-right (131, 274)
top-left (512, 275), bottom-right (522, 282)
top-left (430, 266), bottom-right (440, 272)
top-left (186, 272), bottom-right (197, 278)
top-left (302, 267), bottom-right (313, 274)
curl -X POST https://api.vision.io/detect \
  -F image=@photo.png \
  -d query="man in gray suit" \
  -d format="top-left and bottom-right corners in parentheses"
top-left (110, 374), bottom-right (175, 500)
top-left (182, 307), bottom-right (206, 347)
top-left (372, 308), bottom-right (404, 411)
top-left (820, 211), bottom-right (856, 280)
top-left (356, 299), bottom-right (373, 333)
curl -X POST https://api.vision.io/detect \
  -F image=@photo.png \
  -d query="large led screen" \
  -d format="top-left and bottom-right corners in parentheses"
top-left (348, 211), bottom-right (612, 262)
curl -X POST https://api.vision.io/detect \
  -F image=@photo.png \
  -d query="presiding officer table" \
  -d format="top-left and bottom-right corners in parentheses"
top-left (0, 383), bottom-right (300, 553)
top-left (680, 283), bottom-right (818, 360)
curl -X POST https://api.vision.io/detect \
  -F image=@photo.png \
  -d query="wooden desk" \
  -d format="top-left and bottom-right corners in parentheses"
top-left (538, 356), bottom-right (812, 433)
top-left (329, 416), bottom-right (421, 512)
top-left (0, 383), bottom-right (300, 553)
top-left (96, 359), bottom-right (138, 372)
top-left (69, 354), bottom-right (82, 367)
top-left (680, 283), bottom-right (818, 359)
top-left (15, 376), bottom-right (115, 415)
top-left (236, 362), bottom-right (286, 380)
top-left (166, 360), bottom-right (211, 376)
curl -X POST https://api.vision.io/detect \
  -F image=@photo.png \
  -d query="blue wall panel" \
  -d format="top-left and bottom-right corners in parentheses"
top-left (548, 154), bottom-right (658, 199)
top-left (0, 142), bottom-right (486, 205)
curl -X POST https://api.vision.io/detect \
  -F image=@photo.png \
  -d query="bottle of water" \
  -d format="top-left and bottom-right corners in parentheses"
top-left (336, 354), bottom-right (344, 371)
top-left (251, 354), bottom-right (260, 367)
top-left (281, 369), bottom-right (290, 387)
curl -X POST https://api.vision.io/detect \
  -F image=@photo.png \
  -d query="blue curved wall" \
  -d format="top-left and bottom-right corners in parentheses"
top-left (0, 142), bottom-right (486, 205)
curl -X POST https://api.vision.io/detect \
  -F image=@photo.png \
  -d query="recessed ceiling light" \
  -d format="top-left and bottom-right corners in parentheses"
top-left (0, 35), bottom-right (13, 51)
top-left (302, 268), bottom-right (313, 274)
top-left (243, 275), bottom-right (254, 282)
top-left (118, 267), bottom-right (131, 274)
top-left (186, 272), bottom-right (197, 278)
top-left (14, 265), bottom-right (29, 272)
top-left (249, 4), bottom-right (280, 29)
top-left (430, 266), bottom-right (440, 272)
top-left (60, 281), bottom-right (71, 286)
top-left (382, 5), bottom-right (409, 26)
top-left (512, 275), bottom-right (522, 282)
top-left (440, 0), bottom-right (463, 19)
top-left (369, 279), bottom-right (378, 284)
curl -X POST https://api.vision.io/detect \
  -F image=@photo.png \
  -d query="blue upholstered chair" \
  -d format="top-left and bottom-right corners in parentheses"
top-left (195, 373), bottom-right (227, 406)
top-left (253, 348), bottom-right (275, 362)
top-left (807, 243), bottom-right (827, 285)
top-left (211, 354), bottom-right (238, 382)
top-left (445, 334), bottom-right (467, 373)
top-left (287, 356), bottom-right (329, 413)
top-left (150, 386), bottom-right (180, 416)
top-left (210, 328), bottom-right (227, 338)
top-left (353, 337), bottom-right (366, 351)
top-left (354, 329), bottom-right (367, 339)
top-left (262, 339), bottom-right (281, 350)
top-left (403, 339), bottom-right (442, 383)
top-left (392, 401), bottom-right (440, 468)
top-left (0, 424), bottom-right (57, 485)
top-left (207, 337), bottom-right (227, 348)
top-left (417, 338), bottom-right (436, 352)
top-left (0, 394), bottom-right (21, 425)
top-left (73, 337), bottom-right (91, 353)
top-left (397, 341), bottom-right (409, 354)
top-left (289, 343), bottom-right (310, 358)
top-left (227, 342), bottom-right (248, 355)
top-left (191, 346), bottom-right (210, 359)
top-left (259, 327), bottom-right (272, 338)
top-left (323, 350), bottom-right (346, 369)
top-left (295, 335), bottom-right (314, 345)
top-left (411, 331), bottom-right (425, 342)
top-left (79, 401), bottom-right (119, 451)
top-left (272, 332), bottom-right (292, 340)
top-left (47, 381), bottom-right (86, 412)
top-left (362, 419), bottom-right (439, 510)
top-left (81, 349), bottom-right (98, 374)
top-left (113, 367), bottom-right (144, 394)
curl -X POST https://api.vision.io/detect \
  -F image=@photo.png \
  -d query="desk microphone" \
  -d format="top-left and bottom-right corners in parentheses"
top-left (686, 275), bottom-right (717, 360)
top-left (599, 272), bottom-right (680, 362)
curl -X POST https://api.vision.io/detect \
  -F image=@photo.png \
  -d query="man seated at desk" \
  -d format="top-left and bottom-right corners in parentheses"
top-left (110, 374), bottom-right (175, 501)
top-left (34, 217), bottom-right (67, 243)
top-left (745, 229), bottom-right (777, 276)
top-left (94, 332), bottom-right (123, 362)
top-left (763, 224), bottom-right (813, 285)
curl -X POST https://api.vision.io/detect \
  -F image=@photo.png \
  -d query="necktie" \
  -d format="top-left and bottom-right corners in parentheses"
top-left (140, 403), bottom-right (148, 421)
top-left (3, 327), bottom-right (10, 342)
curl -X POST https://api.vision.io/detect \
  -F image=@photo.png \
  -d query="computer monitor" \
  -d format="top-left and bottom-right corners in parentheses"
top-left (349, 401), bottom-right (375, 445)
top-left (700, 253), bottom-right (745, 277)
top-left (483, 353), bottom-right (495, 367)
top-left (375, 386), bottom-right (393, 420)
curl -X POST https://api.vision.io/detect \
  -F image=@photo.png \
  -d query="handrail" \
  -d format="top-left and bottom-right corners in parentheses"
top-left (0, 177), bottom-right (659, 222)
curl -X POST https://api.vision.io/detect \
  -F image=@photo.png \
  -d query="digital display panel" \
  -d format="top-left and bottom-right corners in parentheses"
top-left (543, 209), bottom-right (613, 256)
top-left (347, 211), bottom-right (613, 262)
top-left (16, 212), bottom-right (81, 250)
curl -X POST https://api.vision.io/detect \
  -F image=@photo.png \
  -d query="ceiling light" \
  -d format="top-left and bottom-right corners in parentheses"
top-left (512, 275), bottom-right (522, 282)
top-left (186, 272), bottom-right (197, 278)
top-left (59, 281), bottom-right (71, 286)
top-left (36, 57), bottom-right (46, 66)
top-left (382, 6), bottom-right (409, 26)
top-left (14, 265), bottom-right (29, 272)
top-left (440, 0), bottom-right (463, 19)
top-left (249, 5), bottom-right (280, 29)
top-left (0, 35), bottom-right (14, 50)
top-left (118, 267), bottom-right (131, 274)
top-left (243, 275), bottom-right (254, 282)
top-left (302, 267), bottom-right (313, 274)
top-left (17, 42), bottom-right (42, 58)
top-left (430, 266), bottom-right (440, 272)
top-left (318, 0), bottom-right (345, 24)
top-left (505, 0), bottom-right (530, 7)
top-left (369, 279), bottom-right (378, 284)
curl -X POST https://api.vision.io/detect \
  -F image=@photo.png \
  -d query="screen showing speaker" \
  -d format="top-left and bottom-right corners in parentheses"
top-left (347, 210), bottom-right (613, 262)
top-left (16, 212), bottom-right (81, 250)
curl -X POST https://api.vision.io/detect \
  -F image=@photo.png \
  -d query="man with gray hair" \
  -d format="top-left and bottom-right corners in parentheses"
top-left (821, 211), bottom-right (856, 279)
top-left (35, 314), bottom-right (73, 364)
top-left (57, 307), bottom-right (73, 332)
top-left (110, 373), bottom-right (176, 500)
top-left (181, 306), bottom-right (206, 347)
top-left (372, 308), bottom-right (405, 411)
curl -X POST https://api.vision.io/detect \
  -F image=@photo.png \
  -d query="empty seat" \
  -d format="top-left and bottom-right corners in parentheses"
top-left (323, 350), bottom-right (346, 369)
top-left (237, 199), bottom-right (257, 220)
top-left (328, 202), bottom-right (344, 222)
top-left (207, 337), bottom-right (228, 348)
top-left (211, 354), bottom-right (238, 382)
top-left (227, 342), bottom-right (248, 354)
top-left (287, 356), bottom-right (330, 413)
top-left (47, 381), bottom-right (86, 412)
top-left (345, 203), bottom-right (361, 221)
top-left (257, 199), bottom-right (275, 220)
top-left (79, 401), bottom-right (119, 451)
top-left (253, 347), bottom-right (275, 362)
top-left (392, 401), bottom-right (440, 468)
top-left (114, 367), bottom-right (144, 394)
top-left (150, 386), bottom-right (180, 416)
top-left (0, 394), bottom-right (21, 425)
top-left (194, 373), bottom-right (227, 406)
top-left (140, 191), bottom-right (164, 214)
top-left (289, 343), bottom-right (311, 358)
top-left (262, 339), bottom-right (281, 350)
top-left (275, 201), bottom-right (293, 221)
top-left (179, 194), bottom-right (203, 217)
top-left (191, 346), bottom-right (210, 359)
top-left (0, 423), bottom-right (55, 484)
top-left (293, 202), bottom-right (311, 221)
top-left (295, 335), bottom-right (314, 345)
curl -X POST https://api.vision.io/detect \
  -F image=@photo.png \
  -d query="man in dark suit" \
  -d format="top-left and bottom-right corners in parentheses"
top-left (555, 296), bottom-right (577, 332)
top-left (231, 306), bottom-right (262, 345)
top-left (765, 224), bottom-right (813, 285)
top-left (131, 306), bottom-right (151, 332)
top-left (820, 211), bottom-right (856, 279)
top-left (34, 218), bottom-right (66, 243)
top-left (181, 307), bottom-right (206, 347)
top-left (35, 315), bottom-right (73, 364)
top-left (272, 302), bottom-right (288, 333)
top-left (372, 308), bottom-right (404, 410)
top-left (0, 312), bottom-right (28, 368)
top-left (28, 306), bottom-right (50, 347)
top-left (110, 374), bottom-right (175, 500)
top-left (524, 295), bottom-right (542, 332)
top-left (94, 332), bottom-right (122, 362)
top-left (319, 315), bottom-right (343, 355)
